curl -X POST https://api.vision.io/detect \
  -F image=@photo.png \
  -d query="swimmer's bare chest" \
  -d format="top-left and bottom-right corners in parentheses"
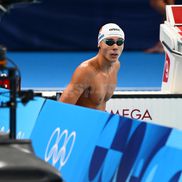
top-left (77, 71), bottom-right (117, 107)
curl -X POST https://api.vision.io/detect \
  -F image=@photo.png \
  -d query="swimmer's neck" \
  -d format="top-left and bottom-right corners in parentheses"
top-left (93, 54), bottom-right (116, 72)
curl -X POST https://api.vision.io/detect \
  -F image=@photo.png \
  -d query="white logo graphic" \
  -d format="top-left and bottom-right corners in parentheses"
top-left (16, 131), bottom-right (25, 139)
top-left (0, 126), bottom-right (6, 132)
top-left (0, 126), bottom-right (25, 138)
top-left (45, 128), bottom-right (76, 171)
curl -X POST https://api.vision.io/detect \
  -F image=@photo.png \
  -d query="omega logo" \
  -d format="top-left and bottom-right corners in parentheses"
top-left (111, 109), bottom-right (152, 120)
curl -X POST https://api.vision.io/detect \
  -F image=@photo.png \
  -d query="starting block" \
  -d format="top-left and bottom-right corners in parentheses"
top-left (160, 5), bottom-right (182, 93)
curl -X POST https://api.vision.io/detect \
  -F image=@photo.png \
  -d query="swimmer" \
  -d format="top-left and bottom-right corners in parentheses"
top-left (59, 23), bottom-right (125, 111)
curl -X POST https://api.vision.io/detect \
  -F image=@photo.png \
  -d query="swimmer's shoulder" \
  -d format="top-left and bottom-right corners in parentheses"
top-left (77, 57), bottom-right (98, 75)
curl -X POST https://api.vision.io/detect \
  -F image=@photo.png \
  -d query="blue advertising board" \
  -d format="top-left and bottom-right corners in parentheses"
top-left (0, 89), bottom-right (182, 182)
top-left (0, 88), bottom-right (45, 138)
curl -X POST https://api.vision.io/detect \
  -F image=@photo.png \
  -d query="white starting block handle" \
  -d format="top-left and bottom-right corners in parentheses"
top-left (161, 41), bottom-right (182, 56)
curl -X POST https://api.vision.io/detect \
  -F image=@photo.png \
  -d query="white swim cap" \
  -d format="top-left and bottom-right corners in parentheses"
top-left (98, 23), bottom-right (125, 44)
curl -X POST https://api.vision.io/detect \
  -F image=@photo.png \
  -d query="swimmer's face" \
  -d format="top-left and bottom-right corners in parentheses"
top-left (99, 36), bottom-right (124, 62)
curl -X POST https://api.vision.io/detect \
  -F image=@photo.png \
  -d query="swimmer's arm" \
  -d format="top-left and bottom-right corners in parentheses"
top-left (59, 83), bottom-right (85, 104)
top-left (59, 66), bottom-right (90, 104)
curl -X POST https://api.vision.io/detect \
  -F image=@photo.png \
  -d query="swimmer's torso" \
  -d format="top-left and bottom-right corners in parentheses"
top-left (76, 61), bottom-right (118, 111)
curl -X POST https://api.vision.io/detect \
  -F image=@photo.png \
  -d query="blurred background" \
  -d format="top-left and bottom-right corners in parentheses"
top-left (0, 0), bottom-right (166, 91)
top-left (0, 0), bottom-right (162, 51)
